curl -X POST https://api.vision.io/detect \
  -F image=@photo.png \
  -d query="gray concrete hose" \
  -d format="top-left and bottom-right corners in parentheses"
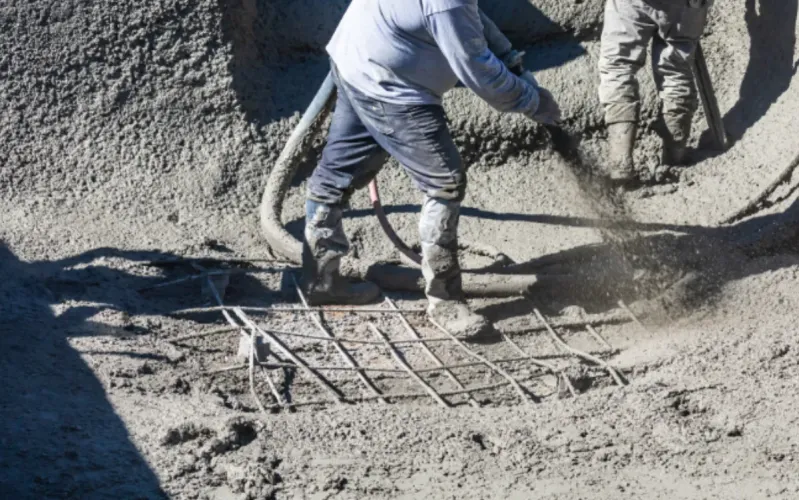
top-left (259, 71), bottom-right (336, 263)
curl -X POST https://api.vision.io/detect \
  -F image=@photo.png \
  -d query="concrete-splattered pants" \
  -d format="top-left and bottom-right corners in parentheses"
top-left (598, 0), bottom-right (710, 132)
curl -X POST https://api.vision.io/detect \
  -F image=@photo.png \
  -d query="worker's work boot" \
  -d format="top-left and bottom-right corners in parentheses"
top-left (302, 200), bottom-right (381, 306)
top-left (606, 121), bottom-right (637, 184)
top-left (419, 197), bottom-right (492, 339)
top-left (662, 110), bottom-right (692, 166)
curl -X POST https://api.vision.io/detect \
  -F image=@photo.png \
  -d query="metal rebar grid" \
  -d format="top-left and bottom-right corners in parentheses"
top-left (532, 308), bottom-right (627, 387)
top-left (368, 323), bottom-right (450, 407)
top-left (428, 319), bottom-right (534, 405)
top-left (501, 333), bottom-right (577, 398)
top-left (385, 297), bottom-right (480, 407)
top-left (260, 380), bottom-right (521, 410)
top-left (167, 323), bottom-right (458, 347)
top-left (232, 307), bottom-right (345, 403)
top-left (251, 329), bottom-right (457, 346)
top-left (291, 275), bottom-right (387, 404)
top-left (164, 267), bottom-right (633, 410)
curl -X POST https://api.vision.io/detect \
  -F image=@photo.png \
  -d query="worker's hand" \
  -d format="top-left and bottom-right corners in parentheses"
top-left (529, 87), bottom-right (562, 126)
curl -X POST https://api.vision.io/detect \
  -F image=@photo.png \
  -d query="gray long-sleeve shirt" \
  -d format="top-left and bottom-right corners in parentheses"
top-left (326, 0), bottom-right (539, 115)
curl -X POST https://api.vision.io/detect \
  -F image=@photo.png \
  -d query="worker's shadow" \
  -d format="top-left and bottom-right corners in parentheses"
top-left (0, 243), bottom-right (170, 498)
top-left (0, 243), bottom-right (278, 497)
top-left (696, 0), bottom-right (798, 156)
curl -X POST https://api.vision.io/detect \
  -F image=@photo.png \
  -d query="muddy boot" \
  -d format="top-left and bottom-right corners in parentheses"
top-left (662, 110), bottom-right (692, 166)
top-left (606, 121), bottom-right (637, 184)
top-left (419, 197), bottom-right (492, 339)
top-left (302, 200), bottom-right (381, 306)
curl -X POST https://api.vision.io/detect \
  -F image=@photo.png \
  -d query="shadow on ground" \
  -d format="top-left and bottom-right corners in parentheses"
top-left (336, 197), bottom-right (798, 320)
top-left (0, 244), bottom-right (169, 498)
top-left (697, 0), bottom-right (797, 156)
top-left (0, 243), bottom-right (280, 497)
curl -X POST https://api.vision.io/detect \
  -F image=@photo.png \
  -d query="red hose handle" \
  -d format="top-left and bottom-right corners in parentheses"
top-left (368, 180), bottom-right (422, 267)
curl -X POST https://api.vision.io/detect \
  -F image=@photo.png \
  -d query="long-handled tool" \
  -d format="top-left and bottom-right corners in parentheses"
top-left (693, 41), bottom-right (727, 150)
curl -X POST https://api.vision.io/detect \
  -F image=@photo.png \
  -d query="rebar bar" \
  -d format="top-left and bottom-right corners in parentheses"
top-left (201, 273), bottom-right (273, 417)
top-left (247, 325), bottom-right (271, 416)
top-left (429, 319), bottom-right (533, 405)
top-left (617, 300), bottom-right (649, 333)
top-left (369, 323), bottom-right (449, 408)
top-left (501, 333), bottom-right (577, 397)
top-left (585, 324), bottom-right (613, 351)
top-left (385, 297), bottom-right (480, 407)
top-left (533, 309), bottom-right (627, 387)
top-left (259, 364), bottom-right (288, 409)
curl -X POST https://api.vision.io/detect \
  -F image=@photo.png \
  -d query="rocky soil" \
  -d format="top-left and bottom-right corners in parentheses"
top-left (0, 0), bottom-right (797, 498)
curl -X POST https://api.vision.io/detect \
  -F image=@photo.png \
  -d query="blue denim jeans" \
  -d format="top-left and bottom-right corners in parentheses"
top-left (307, 64), bottom-right (466, 205)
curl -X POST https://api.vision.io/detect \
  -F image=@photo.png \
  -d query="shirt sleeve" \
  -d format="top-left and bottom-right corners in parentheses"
top-left (425, 4), bottom-right (539, 115)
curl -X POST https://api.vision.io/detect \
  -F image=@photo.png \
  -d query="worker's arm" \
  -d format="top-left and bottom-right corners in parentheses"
top-left (478, 9), bottom-right (512, 61)
top-left (426, 4), bottom-right (552, 119)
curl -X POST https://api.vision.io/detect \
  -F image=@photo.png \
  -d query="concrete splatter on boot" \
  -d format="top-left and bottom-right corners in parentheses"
top-left (606, 121), bottom-right (637, 184)
top-left (419, 197), bottom-right (492, 340)
top-left (302, 200), bottom-right (381, 306)
top-left (662, 109), bottom-right (692, 166)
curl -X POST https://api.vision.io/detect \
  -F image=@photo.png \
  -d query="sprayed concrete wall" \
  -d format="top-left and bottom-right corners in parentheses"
top-left (1, 0), bottom-right (796, 220)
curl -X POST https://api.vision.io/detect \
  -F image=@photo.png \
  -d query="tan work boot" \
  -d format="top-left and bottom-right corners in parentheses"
top-left (606, 122), bottom-right (637, 183)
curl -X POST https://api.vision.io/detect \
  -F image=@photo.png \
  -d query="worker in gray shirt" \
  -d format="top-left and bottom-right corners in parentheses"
top-left (302, 0), bottom-right (561, 339)
top-left (599, 0), bottom-right (711, 185)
